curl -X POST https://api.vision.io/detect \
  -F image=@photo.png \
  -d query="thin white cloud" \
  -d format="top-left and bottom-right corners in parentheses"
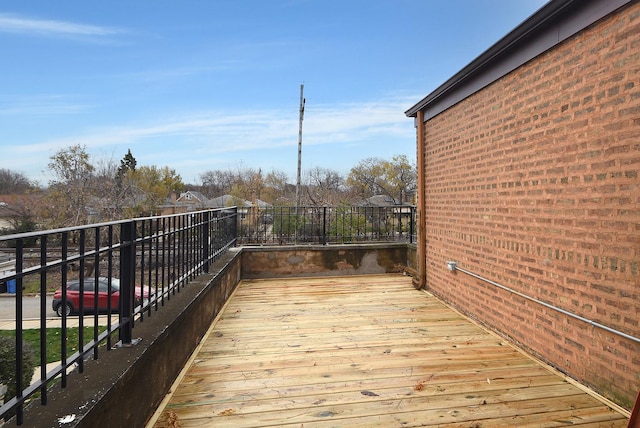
top-left (0, 95), bottom-right (92, 115)
top-left (0, 13), bottom-right (122, 38)
top-left (11, 97), bottom-right (415, 153)
top-left (6, 96), bottom-right (417, 184)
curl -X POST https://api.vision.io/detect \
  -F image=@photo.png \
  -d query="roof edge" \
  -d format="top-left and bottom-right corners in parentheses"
top-left (405, 0), bottom-right (631, 118)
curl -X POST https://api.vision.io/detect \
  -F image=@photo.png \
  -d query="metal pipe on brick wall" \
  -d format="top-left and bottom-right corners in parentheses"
top-left (448, 262), bottom-right (640, 345)
top-left (412, 110), bottom-right (427, 290)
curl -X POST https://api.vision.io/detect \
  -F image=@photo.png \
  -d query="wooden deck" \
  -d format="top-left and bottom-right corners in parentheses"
top-left (149, 275), bottom-right (629, 427)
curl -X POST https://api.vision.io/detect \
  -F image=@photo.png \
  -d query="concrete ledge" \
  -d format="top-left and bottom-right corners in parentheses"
top-left (241, 243), bottom-right (411, 278)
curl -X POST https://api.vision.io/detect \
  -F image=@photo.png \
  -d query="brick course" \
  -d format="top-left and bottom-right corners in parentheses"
top-left (420, 2), bottom-right (640, 409)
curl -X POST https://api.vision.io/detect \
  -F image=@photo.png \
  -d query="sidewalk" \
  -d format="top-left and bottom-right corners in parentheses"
top-left (0, 315), bottom-right (111, 330)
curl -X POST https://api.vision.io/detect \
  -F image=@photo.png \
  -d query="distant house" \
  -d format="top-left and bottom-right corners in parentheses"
top-left (405, 0), bottom-right (638, 408)
top-left (0, 253), bottom-right (15, 292)
top-left (0, 194), bottom-right (38, 231)
top-left (359, 195), bottom-right (392, 207)
top-left (359, 195), bottom-right (414, 231)
top-left (208, 195), bottom-right (270, 208)
top-left (208, 194), bottom-right (244, 209)
top-left (175, 191), bottom-right (209, 209)
top-left (158, 191), bottom-right (210, 216)
top-left (0, 201), bottom-right (14, 230)
top-left (86, 191), bottom-right (273, 218)
top-left (207, 194), bottom-right (271, 220)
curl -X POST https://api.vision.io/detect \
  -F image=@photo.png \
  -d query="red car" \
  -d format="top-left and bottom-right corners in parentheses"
top-left (52, 277), bottom-right (151, 317)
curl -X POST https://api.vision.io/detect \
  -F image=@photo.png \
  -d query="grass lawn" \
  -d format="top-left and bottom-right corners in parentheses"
top-left (23, 278), bottom-right (59, 294)
top-left (0, 326), bottom-right (108, 364)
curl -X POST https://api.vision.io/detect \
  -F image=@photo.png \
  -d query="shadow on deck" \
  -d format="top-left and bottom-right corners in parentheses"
top-left (148, 274), bottom-right (628, 427)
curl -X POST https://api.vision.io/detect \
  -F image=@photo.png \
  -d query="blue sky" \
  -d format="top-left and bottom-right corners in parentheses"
top-left (1, 0), bottom-right (548, 186)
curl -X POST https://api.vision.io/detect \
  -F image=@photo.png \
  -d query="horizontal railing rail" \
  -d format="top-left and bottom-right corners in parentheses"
top-left (0, 207), bottom-right (238, 425)
top-left (237, 205), bottom-right (416, 245)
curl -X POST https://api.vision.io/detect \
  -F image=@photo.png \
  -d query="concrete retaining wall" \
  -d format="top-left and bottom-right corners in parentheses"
top-left (241, 243), bottom-right (410, 278)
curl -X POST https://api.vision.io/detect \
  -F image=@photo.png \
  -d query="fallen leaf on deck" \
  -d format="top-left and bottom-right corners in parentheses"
top-left (165, 410), bottom-right (181, 428)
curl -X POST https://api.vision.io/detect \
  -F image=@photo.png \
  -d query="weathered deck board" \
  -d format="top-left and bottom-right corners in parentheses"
top-left (149, 274), bottom-right (628, 427)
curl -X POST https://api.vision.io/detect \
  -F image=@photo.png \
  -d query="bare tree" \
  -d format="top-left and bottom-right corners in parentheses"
top-left (304, 167), bottom-right (346, 206)
top-left (0, 194), bottom-right (40, 239)
top-left (199, 169), bottom-right (237, 198)
top-left (89, 154), bottom-right (123, 222)
top-left (43, 145), bottom-right (95, 227)
top-left (0, 169), bottom-right (36, 194)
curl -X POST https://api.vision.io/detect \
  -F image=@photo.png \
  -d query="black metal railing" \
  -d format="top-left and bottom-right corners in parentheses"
top-left (0, 208), bottom-right (237, 425)
top-left (0, 204), bottom-right (413, 425)
top-left (237, 205), bottom-right (416, 245)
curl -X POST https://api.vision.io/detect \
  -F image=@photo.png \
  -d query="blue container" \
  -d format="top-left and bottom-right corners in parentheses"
top-left (6, 279), bottom-right (16, 294)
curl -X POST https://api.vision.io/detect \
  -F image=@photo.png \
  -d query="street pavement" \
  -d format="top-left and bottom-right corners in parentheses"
top-left (0, 316), bottom-right (109, 330)
top-left (0, 293), bottom-right (110, 330)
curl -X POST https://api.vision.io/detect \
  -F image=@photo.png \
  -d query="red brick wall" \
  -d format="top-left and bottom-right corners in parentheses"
top-left (420, 2), bottom-right (640, 409)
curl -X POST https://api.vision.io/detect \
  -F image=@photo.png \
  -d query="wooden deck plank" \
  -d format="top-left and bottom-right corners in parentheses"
top-left (159, 388), bottom-right (599, 426)
top-left (167, 373), bottom-right (565, 406)
top-left (149, 274), bottom-right (628, 427)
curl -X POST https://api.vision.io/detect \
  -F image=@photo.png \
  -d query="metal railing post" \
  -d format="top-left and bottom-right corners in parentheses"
top-left (14, 238), bottom-right (24, 425)
top-left (410, 207), bottom-right (415, 244)
top-left (322, 207), bottom-right (327, 245)
top-left (232, 207), bottom-right (238, 242)
top-left (203, 211), bottom-right (210, 272)
top-left (39, 235), bottom-right (48, 405)
top-left (119, 220), bottom-right (135, 345)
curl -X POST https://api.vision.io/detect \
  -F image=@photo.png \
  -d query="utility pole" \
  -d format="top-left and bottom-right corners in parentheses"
top-left (295, 84), bottom-right (305, 211)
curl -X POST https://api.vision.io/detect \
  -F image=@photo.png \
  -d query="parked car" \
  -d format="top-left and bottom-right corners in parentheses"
top-left (52, 277), bottom-right (151, 317)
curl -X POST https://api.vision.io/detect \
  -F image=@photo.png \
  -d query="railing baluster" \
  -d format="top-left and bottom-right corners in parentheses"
top-left (168, 215), bottom-right (174, 297)
top-left (203, 211), bottom-right (210, 273)
top-left (39, 235), bottom-right (48, 405)
top-left (178, 215), bottom-right (183, 290)
top-left (14, 238), bottom-right (24, 425)
top-left (119, 220), bottom-right (135, 345)
top-left (139, 220), bottom-right (146, 321)
top-left (107, 225), bottom-right (114, 349)
top-left (93, 226), bottom-right (100, 360)
top-left (161, 217), bottom-right (166, 306)
top-left (78, 229), bottom-right (85, 374)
